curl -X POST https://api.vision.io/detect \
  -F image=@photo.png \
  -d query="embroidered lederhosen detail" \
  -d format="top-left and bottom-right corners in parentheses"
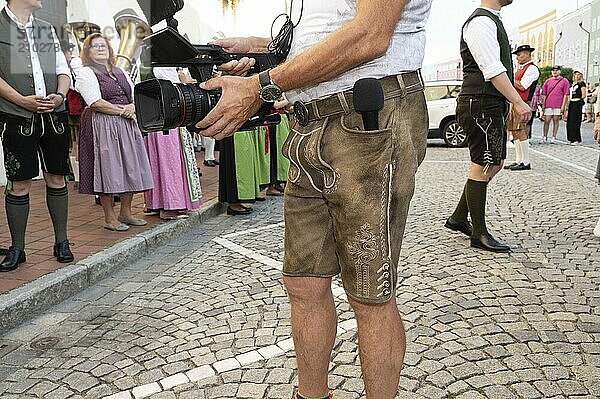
top-left (376, 162), bottom-right (395, 299)
top-left (348, 223), bottom-right (378, 297)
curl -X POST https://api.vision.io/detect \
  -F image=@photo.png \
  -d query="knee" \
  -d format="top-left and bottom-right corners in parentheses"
top-left (348, 295), bottom-right (398, 319)
top-left (45, 174), bottom-right (66, 189)
top-left (9, 181), bottom-right (31, 196)
top-left (284, 276), bottom-right (332, 305)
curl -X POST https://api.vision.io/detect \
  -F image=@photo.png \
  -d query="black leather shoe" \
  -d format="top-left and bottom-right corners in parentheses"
top-left (0, 248), bottom-right (26, 272)
top-left (227, 206), bottom-right (253, 215)
top-left (503, 162), bottom-right (518, 170)
top-left (511, 163), bottom-right (531, 171)
top-left (53, 240), bottom-right (74, 263)
top-left (471, 233), bottom-right (510, 252)
top-left (444, 217), bottom-right (472, 237)
top-left (203, 160), bottom-right (218, 167)
top-left (0, 247), bottom-right (7, 256)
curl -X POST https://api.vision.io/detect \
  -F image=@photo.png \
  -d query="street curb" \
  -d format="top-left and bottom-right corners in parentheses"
top-left (0, 199), bottom-right (224, 333)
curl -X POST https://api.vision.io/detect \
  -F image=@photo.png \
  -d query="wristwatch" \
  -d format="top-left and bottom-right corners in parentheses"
top-left (258, 70), bottom-right (282, 103)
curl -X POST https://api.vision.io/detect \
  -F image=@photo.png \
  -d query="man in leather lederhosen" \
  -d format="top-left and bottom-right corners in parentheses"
top-left (445, 0), bottom-right (531, 252)
top-left (0, 0), bottom-right (74, 271)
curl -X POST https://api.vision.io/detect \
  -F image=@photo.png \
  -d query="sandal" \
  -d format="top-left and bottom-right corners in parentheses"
top-left (117, 216), bottom-right (148, 226)
top-left (104, 222), bottom-right (129, 231)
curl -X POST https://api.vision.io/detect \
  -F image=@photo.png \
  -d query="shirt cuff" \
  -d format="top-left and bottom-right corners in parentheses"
top-left (481, 62), bottom-right (507, 82)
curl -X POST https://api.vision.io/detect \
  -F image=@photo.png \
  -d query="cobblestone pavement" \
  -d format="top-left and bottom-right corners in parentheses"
top-left (0, 139), bottom-right (599, 399)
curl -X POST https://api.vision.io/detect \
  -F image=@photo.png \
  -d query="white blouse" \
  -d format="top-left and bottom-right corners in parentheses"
top-left (75, 66), bottom-right (135, 106)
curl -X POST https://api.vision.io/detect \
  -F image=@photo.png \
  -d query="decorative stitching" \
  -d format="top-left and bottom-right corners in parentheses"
top-left (348, 223), bottom-right (378, 297)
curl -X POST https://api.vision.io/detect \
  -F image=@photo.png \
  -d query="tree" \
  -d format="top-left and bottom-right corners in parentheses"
top-left (538, 66), bottom-right (573, 87)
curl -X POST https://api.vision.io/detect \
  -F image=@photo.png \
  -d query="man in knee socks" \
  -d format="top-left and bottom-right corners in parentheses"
top-left (445, 0), bottom-right (532, 252)
top-left (504, 45), bottom-right (539, 171)
top-left (0, 0), bottom-right (74, 271)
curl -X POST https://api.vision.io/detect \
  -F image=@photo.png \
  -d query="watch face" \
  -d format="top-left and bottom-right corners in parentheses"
top-left (260, 85), bottom-right (282, 102)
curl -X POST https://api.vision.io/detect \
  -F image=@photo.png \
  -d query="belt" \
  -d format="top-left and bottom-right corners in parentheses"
top-left (293, 70), bottom-right (424, 127)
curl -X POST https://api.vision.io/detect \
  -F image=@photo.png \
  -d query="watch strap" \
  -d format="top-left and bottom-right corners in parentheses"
top-left (258, 70), bottom-right (271, 88)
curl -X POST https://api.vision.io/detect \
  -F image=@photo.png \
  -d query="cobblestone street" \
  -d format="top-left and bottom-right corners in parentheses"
top-left (0, 134), bottom-right (599, 399)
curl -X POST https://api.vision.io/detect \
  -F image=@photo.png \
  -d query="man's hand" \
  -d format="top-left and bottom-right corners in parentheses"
top-left (514, 99), bottom-right (532, 123)
top-left (210, 37), bottom-right (255, 53)
top-left (195, 75), bottom-right (262, 140)
top-left (218, 57), bottom-right (256, 77)
top-left (18, 95), bottom-right (55, 113)
top-left (45, 94), bottom-right (64, 110)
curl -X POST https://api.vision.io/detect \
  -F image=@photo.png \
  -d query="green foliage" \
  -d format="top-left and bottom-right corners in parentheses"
top-left (538, 66), bottom-right (573, 86)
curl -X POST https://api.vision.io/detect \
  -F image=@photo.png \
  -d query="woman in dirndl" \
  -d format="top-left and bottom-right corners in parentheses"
top-left (76, 33), bottom-right (153, 231)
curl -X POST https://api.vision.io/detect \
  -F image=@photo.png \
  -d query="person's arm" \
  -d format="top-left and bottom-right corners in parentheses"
top-left (75, 67), bottom-right (129, 117)
top-left (45, 26), bottom-right (72, 109)
top-left (515, 66), bottom-right (539, 92)
top-left (581, 85), bottom-right (587, 101)
top-left (464, 16), bottom-right (530, 122)
top-left (0, 76), bottom-right (53, 113)
top-left (197, 0), bottom-right (411, 139)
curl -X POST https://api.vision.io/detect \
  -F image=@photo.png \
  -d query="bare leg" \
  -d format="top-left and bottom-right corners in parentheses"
top-left (543, 115), bottom-right (551, 139)
top-left (349, 295), bottom-right (406, 398)
top-left (552, 115), bottom-right (560, 138)
top-left (118, 193), bottom-right (134, 219)
top-left (99, 194), bottom-right (118, 225)
top-left (284, 276), bottom-right (336, 398)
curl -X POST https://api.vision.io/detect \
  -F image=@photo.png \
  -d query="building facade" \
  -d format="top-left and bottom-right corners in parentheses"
top-left (589, 0), bottom-right (600, 84)
top-left (517, 10), bottom-right (560, 68)
top-left (435, 57), bottom-right (462, 81)
top-left (554, 4), bottom-right (592, 77)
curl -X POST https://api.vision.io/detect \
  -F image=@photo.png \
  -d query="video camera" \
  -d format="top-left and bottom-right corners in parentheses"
top-left (134, 0), bottom-right (281, 133)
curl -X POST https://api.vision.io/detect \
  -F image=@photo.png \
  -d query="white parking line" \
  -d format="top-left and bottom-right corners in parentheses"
top-left (103, 225), bottom-right (352, 399)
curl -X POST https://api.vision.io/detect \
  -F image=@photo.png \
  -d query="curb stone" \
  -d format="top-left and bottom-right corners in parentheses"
top-left (0, 199), bottom-right (224, 333)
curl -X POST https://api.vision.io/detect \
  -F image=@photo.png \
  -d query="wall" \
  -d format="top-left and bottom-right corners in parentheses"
top-left (517, 10), bottom-right (561, 68)
top-left (554, 4), bottom-right (592, 77)
top-left (589, 0), bottom-right (600, 83)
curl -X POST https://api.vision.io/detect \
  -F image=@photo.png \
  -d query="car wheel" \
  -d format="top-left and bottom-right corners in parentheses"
top-left (442, 120), bottom-right (466, 147)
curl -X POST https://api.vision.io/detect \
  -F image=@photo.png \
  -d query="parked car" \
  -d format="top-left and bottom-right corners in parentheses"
top-left (425, 80), bottom-right (466, 147)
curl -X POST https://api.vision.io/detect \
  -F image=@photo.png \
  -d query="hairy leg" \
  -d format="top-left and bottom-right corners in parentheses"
top-left (284, 276), bottom-right (337, 398)
top-left (349, 295), bottom-right (405, 398)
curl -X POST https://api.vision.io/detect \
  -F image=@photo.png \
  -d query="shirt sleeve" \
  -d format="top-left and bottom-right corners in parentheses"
top-left (51, 27), bottom-right (72, 83)
top-left (75, 67), bottom-right (102, 105)
top-left (520, 66), bottom-right (539, 90)
top-left (463, 16), bottom-right (507, 81)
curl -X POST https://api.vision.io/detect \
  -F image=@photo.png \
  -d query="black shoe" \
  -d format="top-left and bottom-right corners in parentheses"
top-left (471, 233), bottom-right (510, 252)
top-left (227, 206), bottom-right (253, 215)
top-left (444, 217), bottom-right (472, 237)
top-left (503, 162), bottom-right (519, 170)
top-left (95, 195), bottom-right (101, 205)
top-left (213, 159), bottom-right (220, 165)
top-left (511, 163), bottom-right (531, 171)
top-left (0, 247), bottom-right (7, 256)
top-left (53, 240), bottom-right (74, 263)
top-left (203, 160), bottom-right (218, 167)
top-left (0, 248), bottom-right (26, 272)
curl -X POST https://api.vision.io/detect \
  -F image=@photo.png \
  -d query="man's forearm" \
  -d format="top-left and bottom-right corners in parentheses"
top-left (490, 73), bottom-right (523, 105)
top-left (270, 0), bottom-right (408, 92)
top-left (56, 74), bottom-right (70, 96)
top-left (0, 76), bottom-right (23, 106)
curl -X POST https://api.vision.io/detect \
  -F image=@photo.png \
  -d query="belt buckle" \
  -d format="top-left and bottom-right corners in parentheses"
top-left (294, 101), bottom-right (309, 127)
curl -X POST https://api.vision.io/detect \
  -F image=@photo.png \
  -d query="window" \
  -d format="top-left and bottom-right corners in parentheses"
top-left (448, 85), bottom-right (461, 98)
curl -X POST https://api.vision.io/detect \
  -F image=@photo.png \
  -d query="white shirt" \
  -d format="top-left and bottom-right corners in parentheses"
top-left (153, 67), bottom-right (180, 83)
top-left (517, 61), bottom-right (540, 90)
top-left (4, 5), bottom-right (71, 97)
top-left (75, 66), bottom-right (135, 106)
top-left (285, 0), bottom-right (432, 103)
top-left (462, 7), bottom-right (506, 82)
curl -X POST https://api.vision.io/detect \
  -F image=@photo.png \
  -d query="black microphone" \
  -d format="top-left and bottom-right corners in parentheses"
top-left (353, 78), bottom-right (384, 131)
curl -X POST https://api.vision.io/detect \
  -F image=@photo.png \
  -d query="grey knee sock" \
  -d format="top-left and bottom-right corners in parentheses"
top-left (46, 186), bottom-right (69, 244)
top-left (6, 193), bottom-right (30, 251)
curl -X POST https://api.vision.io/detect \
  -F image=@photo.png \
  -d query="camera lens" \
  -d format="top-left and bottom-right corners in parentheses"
top-left (134, 78), bottom-right (221, 132)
